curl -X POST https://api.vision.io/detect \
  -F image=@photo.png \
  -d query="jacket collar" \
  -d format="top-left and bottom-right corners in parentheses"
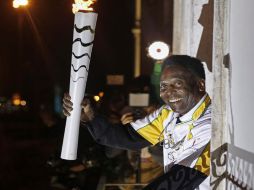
top-left (178, 93), bottom-right (211, 123)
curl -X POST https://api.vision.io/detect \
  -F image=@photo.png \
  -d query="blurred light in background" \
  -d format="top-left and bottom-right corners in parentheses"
top-left (0, 93), bottom-right (29, 114)
top-left (13, 99), bottom-right (21, 106)
top-left (98, 91), bottom-right (104, 98)
top-left (20, 100), bottom-right (27, 106)
top-left (93, 95), bottom-right (100, 102)
top-left (148, 41), bottom-right (170, 60)
top-left (12, 93), bottom-right (21, 106)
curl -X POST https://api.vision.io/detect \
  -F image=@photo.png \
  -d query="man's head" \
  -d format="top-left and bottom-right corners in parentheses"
top-left (160, 55), bottom-right (206, 115)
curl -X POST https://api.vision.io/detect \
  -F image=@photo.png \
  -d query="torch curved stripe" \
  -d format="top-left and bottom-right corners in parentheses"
top-left (72, 52), bottom-right (91, 60)
top-left (73, 38), bottom-right (94, 47)
top-left (74, 24), bottom-right (95, 34)
top-left (71, 75), bottom-right (85, 82)
top-left (71, 64), bottom-right (88, 73)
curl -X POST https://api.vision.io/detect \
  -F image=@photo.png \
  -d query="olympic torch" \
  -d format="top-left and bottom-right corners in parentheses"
top-left (61, 0), bottom-right (97, 160)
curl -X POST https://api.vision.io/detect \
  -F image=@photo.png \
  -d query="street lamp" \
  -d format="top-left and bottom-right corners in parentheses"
top-left (13, 0), bottom-right (29, 59)
top-left (13, 0), bottom-right (29, 94)
top-left (147, 41), bottom-right (170, 102)
top-left (13, 0), bottom-right (29, 8)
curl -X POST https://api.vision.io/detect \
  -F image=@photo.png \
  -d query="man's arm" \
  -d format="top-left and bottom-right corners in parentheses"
top-left (82, 115), bottom-right (151, 150)
top-left (62, 93), bottom-right (151, 150)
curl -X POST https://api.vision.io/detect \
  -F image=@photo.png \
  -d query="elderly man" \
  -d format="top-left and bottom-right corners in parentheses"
top-left (63, 55), bottom-right (211, 189)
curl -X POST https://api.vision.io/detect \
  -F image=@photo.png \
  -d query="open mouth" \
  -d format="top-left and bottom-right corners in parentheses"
top-left (169, 98), bottom-right (183, 103)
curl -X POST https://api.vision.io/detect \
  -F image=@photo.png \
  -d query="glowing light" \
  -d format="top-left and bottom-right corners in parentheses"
top-left (93, 95), bottom-right (100, 102)
top-left (12, 93), bottom-right (21, 106)
top-left (72, 0), bottom-right (96, 14)
top-left (98, 91), bottom-right (104, 97)
top-left (148, 41), bottom-right (170, 60)
top-left (20, 100), bottom-right (27, 106)
top-left (13, 0), bottom-right (29, 8)
top-left (13, 99), bottom-right (21, 106)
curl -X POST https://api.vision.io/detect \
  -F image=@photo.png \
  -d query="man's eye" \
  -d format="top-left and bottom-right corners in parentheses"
top-left (160, 84), bottom-right (166, 91)
top-left (175, 81), bottom-right (182, 87)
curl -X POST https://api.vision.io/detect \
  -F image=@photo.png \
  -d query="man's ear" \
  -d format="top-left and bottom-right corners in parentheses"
top-left (198, 79), bottom-right (206, 92)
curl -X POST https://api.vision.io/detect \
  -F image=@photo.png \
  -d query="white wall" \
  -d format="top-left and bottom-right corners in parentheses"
top-left (230, 0), bottom-right (254, 153)
top-left (228, 0), bottom-right (254, 188)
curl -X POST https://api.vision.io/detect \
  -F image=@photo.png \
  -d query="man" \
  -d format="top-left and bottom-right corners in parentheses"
top-left (63, 55), bottom-right (211, 189)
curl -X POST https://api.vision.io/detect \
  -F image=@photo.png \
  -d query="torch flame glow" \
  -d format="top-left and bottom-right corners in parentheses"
top-left (13, 0), bottom-right (28, 8)
top-left (72, 0), bottom-right (96, 14)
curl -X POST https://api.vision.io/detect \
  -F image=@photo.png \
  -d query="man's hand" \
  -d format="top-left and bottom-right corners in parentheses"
top-left (62, 93), bottom-right (95, 122)
top-left (81, 98), bottom-right (95, 122)
top-left (62, 93), bottom-right (73, 117)
top-left (121, 112), bottom-right (134, 125)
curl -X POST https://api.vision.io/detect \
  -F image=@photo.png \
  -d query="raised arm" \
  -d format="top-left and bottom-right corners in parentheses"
top-left (62, 93), bottom-right (151, 150)
top-left (83, 115), bottom-right (151, 150)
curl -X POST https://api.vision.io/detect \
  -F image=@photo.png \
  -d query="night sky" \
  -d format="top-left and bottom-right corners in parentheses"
top-left (0, 0), bottom-right (173, 111)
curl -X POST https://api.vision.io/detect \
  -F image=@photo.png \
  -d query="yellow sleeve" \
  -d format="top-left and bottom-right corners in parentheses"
top-left (131, 107), bottom-right (172, 145)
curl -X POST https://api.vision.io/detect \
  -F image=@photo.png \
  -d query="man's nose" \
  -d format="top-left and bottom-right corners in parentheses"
top-left (166, 86), bottom-right (177, 96)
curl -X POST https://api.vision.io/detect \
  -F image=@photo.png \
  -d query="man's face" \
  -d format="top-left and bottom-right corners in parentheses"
top-left (160, 65), bottom-right (205, 115)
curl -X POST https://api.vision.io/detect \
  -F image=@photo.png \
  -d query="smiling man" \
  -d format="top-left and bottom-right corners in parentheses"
top-left (160, 58), bottom-right (206, 115)
top-left (63, 55), bottom-right (211, 189)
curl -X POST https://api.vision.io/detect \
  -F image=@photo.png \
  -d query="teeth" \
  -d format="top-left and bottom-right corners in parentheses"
top-left (169, 98), bottom-right (183, 103)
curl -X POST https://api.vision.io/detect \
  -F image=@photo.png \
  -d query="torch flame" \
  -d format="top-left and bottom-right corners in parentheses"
top-left (72, 0), bottom-right (96, 14)
top-left (13, 0), bottom-right (29, 8)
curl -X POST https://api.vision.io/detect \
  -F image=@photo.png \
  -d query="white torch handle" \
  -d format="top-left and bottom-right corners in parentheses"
top-left (61, 12), bottom-right (97, 160)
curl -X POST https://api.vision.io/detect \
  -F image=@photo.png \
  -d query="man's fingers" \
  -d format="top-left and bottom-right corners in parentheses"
top-left (121, 112), bottom-right (134, 125)
top-left (81, 98), bottom-right (90, 107)
top-left (121, 112), bottom-right (133, 120)
top-left (62, 92), bottom-right (73, 117)
top-left (64, 92), bottom-right (71, 100)
top-left (122, 118), bottom-right (134, 125)
top-left (63, 96), bottom-right (73, 108)
top-left (63, 97), bottom-right (73, 106)
top-left (62, 100), bottom-right (73, 111)
top-left (62, 94), bottom-right (95, 121)
top-left (63, 107), bottom-right (71, 117)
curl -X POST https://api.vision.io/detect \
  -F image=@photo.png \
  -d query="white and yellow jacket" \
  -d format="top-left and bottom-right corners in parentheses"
top-left (131, 94), bottom-right (211, 189)
top-left (85, 94), bottom-right (211, 189)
